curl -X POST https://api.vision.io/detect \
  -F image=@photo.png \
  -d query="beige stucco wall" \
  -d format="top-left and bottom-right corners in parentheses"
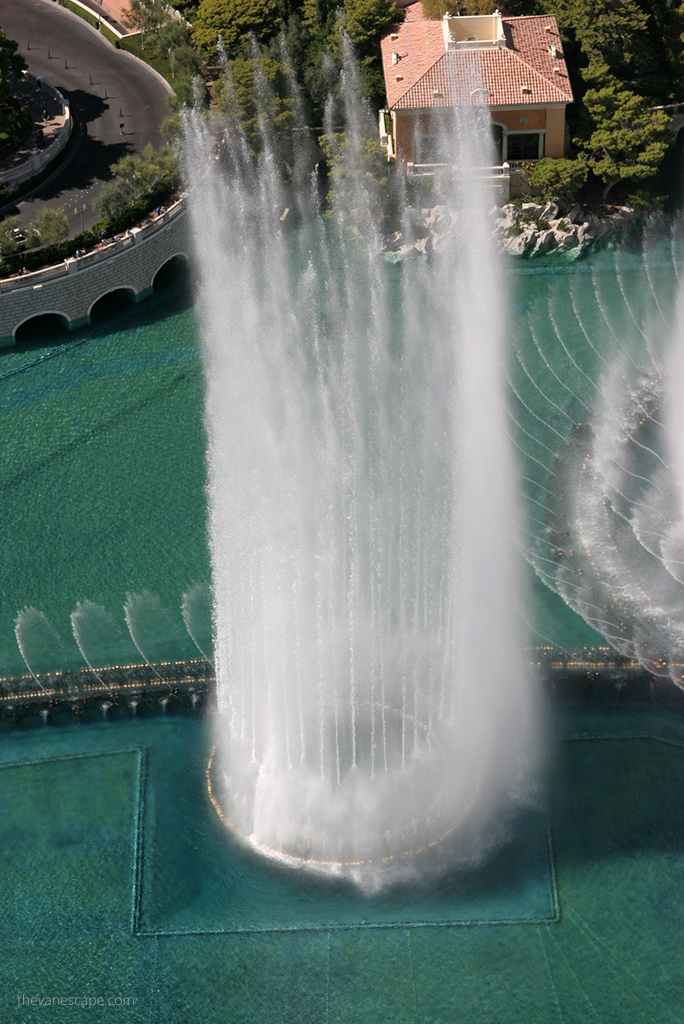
top-left (390, 105), bottom-right (567, 163)
top-left (491, 108), bottom-right (547, 132)
top-left (393, 111), bottom-right (415, 162)
top-left (544, 106), bottom-right (566, 158)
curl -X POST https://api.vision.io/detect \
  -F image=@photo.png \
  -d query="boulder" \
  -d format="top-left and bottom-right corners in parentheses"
top-left (557, 226), bottom-right (579, 248)
top-left (521, 201), bottom-right (545, 217)
top-left (403, 206), bottom-right (428, 240)
top-left (426, 204), bottom-right (450, 235)
top-left (383, 230), bottom-right (403, 251)
top-left (565, 203), bottom-right (584, 225)
top-left (575, 223), bottom-right (592, 245)
top-left (499, 204), bottom-right (520, 231)
top-left (431, 232), bottom-right (456, 254)
top-left (504, 229), bottom-right (537, 256)
top-left (541, 201), bottom-right (560, 222)
top-left (532, 229), bottom-right (556, 255)
top-left (503, 234), bottom-right (529, 256)
top-left (583, 213), bottom-right (607, 238)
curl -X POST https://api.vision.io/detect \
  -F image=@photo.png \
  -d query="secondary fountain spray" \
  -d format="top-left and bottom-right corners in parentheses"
top-left (185, 55), bottom-right (537, 888)
top-left (516, 220), bottom-right (684, 690)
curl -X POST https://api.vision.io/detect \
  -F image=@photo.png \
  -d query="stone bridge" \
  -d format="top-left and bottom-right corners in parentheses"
top-left (0, 196), bottom-right (190, 345)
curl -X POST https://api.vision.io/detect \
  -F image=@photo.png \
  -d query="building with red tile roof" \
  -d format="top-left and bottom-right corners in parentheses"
top-left (379, 4), bottom-right (573, 175)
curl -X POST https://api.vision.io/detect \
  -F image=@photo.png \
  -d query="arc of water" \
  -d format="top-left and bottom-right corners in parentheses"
top-left (513, 348), bottom-right (578, 426)
top-left (614, 262), bottom-right (661, 368)
top-left (123, 593), bottom-right (163, 680)
top-left (547, 300), bottom-right (602, 395)
top-left (14, 607), bottom-right (53, 692)
top-left (527, 316), bottom-right (592, 415)
top-left (70, 602), bottom-right (114, 694)
top-left (180, 586), bottom-right (213, 662)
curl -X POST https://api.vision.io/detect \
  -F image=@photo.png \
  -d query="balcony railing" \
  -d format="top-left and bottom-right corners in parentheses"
top-left (407, 161), bottom-right (510, 177)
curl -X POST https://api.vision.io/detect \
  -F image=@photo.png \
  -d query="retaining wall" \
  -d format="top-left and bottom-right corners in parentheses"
top-left (0, 73), bottom-right (72, 189)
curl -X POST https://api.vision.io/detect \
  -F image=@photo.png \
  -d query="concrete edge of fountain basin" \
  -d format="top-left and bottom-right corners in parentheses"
top-left (381, 202), bottom-right (663, 262)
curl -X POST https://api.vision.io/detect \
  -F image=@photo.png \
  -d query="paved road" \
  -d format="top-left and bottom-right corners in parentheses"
top-left (0, 0), bottom-right (172, 234)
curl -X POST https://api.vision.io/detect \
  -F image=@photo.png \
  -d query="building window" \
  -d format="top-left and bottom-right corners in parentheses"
top-left (415, 131), bottom-right (444, 164)
top-left (506, 132), bottom-right (544, 161)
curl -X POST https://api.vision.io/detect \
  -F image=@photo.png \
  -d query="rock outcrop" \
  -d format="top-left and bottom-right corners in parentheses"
top-left (382, 200), bottom-right (653, 261)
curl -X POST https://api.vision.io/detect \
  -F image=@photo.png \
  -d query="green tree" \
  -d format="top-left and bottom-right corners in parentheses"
top-left (122, 0), bottom-right (167, 46)
top-left (319, 130), bottom-right (390, 222)
top-left (526, 157), bottom-right (588, 202)
top-left (551, 0), bottom-right (648, 65)
top-left (422, 0), bottom-right (495, 17)
top-left (214, 56), bottom-right (296, 155)
top-left (25, 208), bottom-right (69, 248)
top-left (575, 63), bottom-right (672, 198)
top-left (329, 0), bottom-right (402, 104)
top-left (0, 28), bottom-right (28, 152)
top-left (342, 0), bottom-right (399, 54)
top-left (194, 0), bottom-right (282, 54)
top-left (660, 0), bottom-right (684, 102)
top-left (0, 214), bottom-right (20, 256)
top-left (95, 143), bottom-right (180, 219)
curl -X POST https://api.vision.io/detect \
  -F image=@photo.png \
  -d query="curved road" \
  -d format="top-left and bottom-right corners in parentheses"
top-left (0, 0), bottom-right (172, 234)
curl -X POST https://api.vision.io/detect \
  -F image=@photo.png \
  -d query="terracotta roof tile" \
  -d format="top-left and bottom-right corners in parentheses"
top-left (380, 4), bottom-right (573, 110)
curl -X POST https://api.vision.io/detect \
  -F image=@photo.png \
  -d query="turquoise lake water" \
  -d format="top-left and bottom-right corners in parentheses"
top-left (3, 226), bottom-right (684, 1020)
top-left (0, 234), bottom-right (641, 679)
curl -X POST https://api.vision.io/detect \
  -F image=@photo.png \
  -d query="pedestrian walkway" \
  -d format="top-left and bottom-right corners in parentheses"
top-left (0, 76), bottom-right (65, 178)
top-left (67, 0), bottom-right (136, 36)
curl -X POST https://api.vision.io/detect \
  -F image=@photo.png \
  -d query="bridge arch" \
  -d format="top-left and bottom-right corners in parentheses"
top-left (88, 286), bottom-right (139, 321)
top-left (13, 310), bottom-right (71, 342)
top-left (151, 252), bottom-right (190, 291)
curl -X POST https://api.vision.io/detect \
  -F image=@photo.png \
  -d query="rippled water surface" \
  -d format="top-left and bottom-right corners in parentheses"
top-left (7, 227), bottom-right (684, 680)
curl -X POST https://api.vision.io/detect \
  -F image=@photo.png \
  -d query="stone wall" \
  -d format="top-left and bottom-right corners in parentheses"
top-left (0, 74), bottom-right (72, 189)
top-left (0, 200), bottom-right (190, 343)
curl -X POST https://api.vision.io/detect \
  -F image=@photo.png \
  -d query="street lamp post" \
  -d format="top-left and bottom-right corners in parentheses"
top-left (97, 0), bottom-right (102, 31)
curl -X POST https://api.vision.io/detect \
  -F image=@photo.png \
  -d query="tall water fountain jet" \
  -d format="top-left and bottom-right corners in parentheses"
top-left (186, 60), bottom-right (537, 886)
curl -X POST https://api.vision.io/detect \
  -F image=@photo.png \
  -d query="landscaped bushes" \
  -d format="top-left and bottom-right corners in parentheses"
top-left (0, 181), bottom-right (180, 277)
top-left (524, 158), bottom-right (588, 203)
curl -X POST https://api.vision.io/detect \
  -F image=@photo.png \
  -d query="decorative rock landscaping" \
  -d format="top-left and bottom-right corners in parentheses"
top-left (383, 199), bottom-right (652, 260)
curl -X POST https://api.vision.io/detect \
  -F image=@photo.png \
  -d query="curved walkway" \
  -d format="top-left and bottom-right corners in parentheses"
top-left (0, 0), bottom-right (171, 235)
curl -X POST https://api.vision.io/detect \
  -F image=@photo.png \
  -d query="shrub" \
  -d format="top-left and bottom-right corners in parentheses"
top-left (0, 214), bottom-right (21, 255)
top-left (94, 143), bottom-right (179, 220)
top-left (25, 207), bottom-right (69, 248)
top-left (625, 190), bottom-right (665, 212)
top-left (526, 158), bottom-right (588, 203)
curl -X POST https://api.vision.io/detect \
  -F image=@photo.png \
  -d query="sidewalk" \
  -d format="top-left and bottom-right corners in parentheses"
top-left (67, 0), bottom-right (135, 36)
top-left (0, 76), bottom-right (65, 177)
